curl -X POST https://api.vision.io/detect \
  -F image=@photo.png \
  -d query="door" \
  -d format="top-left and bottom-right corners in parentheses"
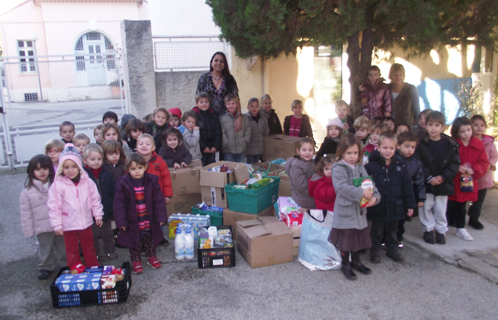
top-left (86, 42), bottom-right (106, 86)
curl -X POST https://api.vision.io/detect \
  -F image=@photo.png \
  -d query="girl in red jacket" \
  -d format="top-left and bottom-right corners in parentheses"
top-left (308, 155), bottom-right (337, 211)
top-left (447, 117), bottom-right (489, 241)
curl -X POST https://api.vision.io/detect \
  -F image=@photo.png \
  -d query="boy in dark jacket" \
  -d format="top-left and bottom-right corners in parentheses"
top-left (82, 143), bottom-right (118, 260)
top-left (365, 132), bottom-right (415, 263)
top-left (158, 128), bottom-right (193, 168)
top-left (396, 131), bottom-right (426, 246)
top-left (193, 92), bottom-right (222, 166)
top-left (259, 93), bottom-right (283, 135)
top-left (416, 111), bottom-right (459, 245)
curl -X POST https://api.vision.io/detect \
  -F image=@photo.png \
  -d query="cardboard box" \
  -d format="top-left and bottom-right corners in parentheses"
top-left (201, 186), bottom-right (228, 208)
top-left (223, 206), bottom-right (274, 240)
top-left (236, 216), bottom-right (293, 268)
top-left (166, 193), bottom-right (202, 215)
top-left (199, 161), bottom-right (245, 208)
top-left (267, 164), bottom-right (291, 197)
top-left (262, 135), bottom-right (301, 161)
top-left (170, 161), bottom-right (202, 195)
top-left (290, 225), bottom-right (302, 256)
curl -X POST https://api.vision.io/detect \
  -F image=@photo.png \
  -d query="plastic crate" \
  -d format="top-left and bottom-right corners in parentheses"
top-left (50, 262), bottom-right (132, 308)
top-left (191, 205), bottom-right (223, 226)
top-left (197, 225), bottom-right (236, 268)
top-left (225, 177), bottom-right (280, 214)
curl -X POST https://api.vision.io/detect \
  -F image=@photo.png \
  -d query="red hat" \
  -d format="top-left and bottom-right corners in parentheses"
top-left (168, 108), bottom-right (182, 119)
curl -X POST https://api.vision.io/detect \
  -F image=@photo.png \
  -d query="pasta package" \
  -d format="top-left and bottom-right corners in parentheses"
top-left (353, 176), bottom-right (374, 208)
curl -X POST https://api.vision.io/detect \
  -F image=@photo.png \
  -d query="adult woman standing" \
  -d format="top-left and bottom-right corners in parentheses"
top-left (389, 63), bottom-right (420, 127)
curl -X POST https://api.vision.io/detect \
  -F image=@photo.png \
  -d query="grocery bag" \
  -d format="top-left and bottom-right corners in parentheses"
top-left (297, 209), bottom-right (341, 271)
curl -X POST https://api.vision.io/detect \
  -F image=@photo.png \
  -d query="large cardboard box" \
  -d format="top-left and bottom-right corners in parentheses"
top-left (236, 216), bottom-right (293, 268)
top-left (223, 206), bottom-right (274, 240)
top-left (262, 134), bottom-right (301, 161)
top-left (268, 164), bottom-right (291, 197)
top-left (199, 161), bottom-right (244, 208)
top-left (290, 225), bottom-right (302, 256)
top-left (166, 193), bottom-right (202, 215)
top-left (200, 186), bottom-right (228, 208)
top-left (170, 161), bottom-right (202, 195)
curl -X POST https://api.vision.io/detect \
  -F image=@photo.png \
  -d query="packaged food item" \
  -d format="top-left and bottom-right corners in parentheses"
top-left (111, 268), bottom-right (126, 281)
top-left (100, 275), bottom-right (117, 289)
top-left (71, 263), bottom-right (85, 274)
top-left (249, 178), bottom-right (273, 189)
top-left (281, 211), bottom-right (304, 227)
top-left (353, 176), bottom-right (374, 207)
top-left (202, 239), bottom-right (212, 249)
top-left (460, 164), bottom-right (474, 192)
top-left (233, 184), bottom-right (247, 189)
top-left (175, 224), bottom-right (185, 260)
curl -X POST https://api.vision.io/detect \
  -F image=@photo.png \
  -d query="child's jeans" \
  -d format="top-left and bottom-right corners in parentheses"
top-left (246, 154), bottom-right (261, 164)
top-left (419, 194), bottom-right (448, 234)
top-left (130, 229), bottom-right (156, 262)
top-left (370, 220), bottom-right (399, 257)
top-left (37, 231), bottom-right (66, 271)
top-left (64, 226), bottom-right (99, 268)
top-left (92, 221), bottom-right (116, 257)
top-left (224, 153), bottom-right (245, 163)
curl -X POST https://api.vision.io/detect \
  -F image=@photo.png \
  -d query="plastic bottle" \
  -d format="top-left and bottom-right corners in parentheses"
top-left (174, 224), bottom-right (185, 260)
top-left (208, 226), bottom-right (217, 245)
top-left (184, 225), bottom-right (195, 260)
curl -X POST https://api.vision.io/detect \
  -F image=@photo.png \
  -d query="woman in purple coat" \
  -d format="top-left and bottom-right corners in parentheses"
top-left (113, 153), bottom-right (168, 274)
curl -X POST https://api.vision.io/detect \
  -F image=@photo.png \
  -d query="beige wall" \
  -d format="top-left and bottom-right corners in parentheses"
top-left (230, 51), bottom-right (264, 113)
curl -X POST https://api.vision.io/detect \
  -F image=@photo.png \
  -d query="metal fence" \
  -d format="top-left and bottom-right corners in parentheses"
top-left (153, 36), bottom-right (228, 71)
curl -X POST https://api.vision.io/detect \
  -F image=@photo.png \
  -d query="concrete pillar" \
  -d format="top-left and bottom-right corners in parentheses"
top-left (120, 20), bottom-right (157, 118)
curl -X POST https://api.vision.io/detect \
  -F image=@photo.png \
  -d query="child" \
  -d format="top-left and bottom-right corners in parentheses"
top-left (284, 99), bottom-right (313, 139)
top-left (124, 118), bottom-right (146, 152)
top-left (329, 134), bottom-right (380, 280)
top-left (285, 137), bottom-right (316, 209)
top-left (246, 98), bottom-right (270, 164)
top-left (468, 115), bottom-right (498, 230)
top-left (417, 111), bottom-right (460, 244)
top-left (396, 131), bottom-right (426, 245)
top-left (102, 123), bottom-right (132, 156)
top-left (94, 124), bottom-right (104, 145)
top-left (353, 116), bottom-right (371, 147)
top-left (168, 108), bottom-right (185, 134)
top-left (220, 93), bottom-right (251, 162)
top-left (412, 108), bottom-right (432, 140)
top-left (120, 114), bottom-right (136, 138)
top-left (371, 116), bottom-right (384, 126)
top-left (101, 140), bottom-right (126, 179)
top-left (308, 155), bottom-right (336, 211)
top-left (145, 107), bottom-right (170, 149)
top-left (315, 117), bottom-right (343, 163)
top-left (114, 153), bottom-right (168, 273)
top-left (73, 133), bottom-right (90, 154)
top-left (192, 92), bottom-right (222, 166)
top-left (182, 111), bottom-right (202, 162)
top-left (358, 65), bottom-right (392, 120)
top-left (365, 132), bottom-right (415, 263)
top-left (20, 155), bottom-right (65, 280)
top-left (259, 94), bottom-right (283, 135)
top-left (383, 117), bottom-right (395, 132)
top-left (362, 123), bottom-right (389, 164)
top-left (102, 111), bottom-right (118, 125)
top-left (47, 144), bottom-right (103, 269)
top-left (158, 128), bottom-right (192, 168)
top-left (447, 117), bottom-right (489, 241)
top-left (44, 139), bottom-right (65, 172)
top-left (395, 123), bottom-right (410, 136)
top-left (143, 113), bottom-right (153, 123)
top-left (59, 121), bottom-right (76, 144)
top-left (335, 100), bottom-right (355, 134)
top-left (83, 144), bottom-right (118, 260)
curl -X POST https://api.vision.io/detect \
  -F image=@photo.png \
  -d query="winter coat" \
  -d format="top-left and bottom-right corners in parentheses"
top-left (113, 173), bottom-right (168, 250)
top-left (285, 156), bottom-right (316, 209)
top-left (449, 137), bottom-right (489, 203)
top-left (397, 150), bottom-right (426, 203)
top-left (359, 79), bottom-right (392, 120)
top-left (477, 134), bottom-right (498, 189)
top-left (84, 166), bottom-right (116, 223)
top-left (48, 172), bottom-right (103, 232)
top-left (104, 161), bottom-right (126, 180)
top-left (183, 128), bottom-right (202, 161)
top-left (192, 107), bottom-right (222, 152)
top-left (390, 83), bottom-right (420, 127)
top-left (283, 114), bottom-right (314, 140)
top-left (365, 151), bottom-right (416, 223)
top-left (220, 111), bottom-right (251, 155)
top-left (308, 174), bottom-right (336, 211)
top-left (146, 151), bottom-right (173, 198)
top-left (343, 115), bottom-right (355, 135)
top-left (19, 180), bottom-right (53, 237)
top-left (245, 112), bottom-right (270, 156)
top-left (144, 122), bottom-right (169, 149)
top-left (260, 108), bottom-right (283, 135)
top-left (315, 137), bottom-right (338, 163)
top-left (331, 161), bottom-right (380, 229)
top-left (158, 144), bottom-right (193, 167)
top-left (125, 137), bottom-right (137, 152)
top-left (417, 134), bottom-right (460, 196)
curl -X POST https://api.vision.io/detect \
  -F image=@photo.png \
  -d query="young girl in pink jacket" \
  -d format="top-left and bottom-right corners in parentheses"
top-left (48, 143), bottom-right (103, 269)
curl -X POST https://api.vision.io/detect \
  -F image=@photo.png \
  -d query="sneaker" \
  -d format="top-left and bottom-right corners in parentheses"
top-left (386, 251), bottom-right (405, 263)
top-left (37, 269), bottom-right (50, 280)
top-left (423, 231), bottom-right (436, 244)
top-left (160, 238), bottom-right (170, 246)
top-left (468, 220), bottom-right (484, 230)
top-left (132, 261), bottom-right (143, 274)
top-left (147, 257), bottom-right (161, 269)
top-left (398, 241), bottom-right (404, 248)
top-left (107, 252), bottom-right (119, 260)
top-left (455, 228), bottom-right (474, 241)
top-left (435, 232), bottom-right (446, 245)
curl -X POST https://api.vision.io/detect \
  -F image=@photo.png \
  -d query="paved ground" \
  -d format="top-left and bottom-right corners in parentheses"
top-left (1, 170), bottom-right (498, 319)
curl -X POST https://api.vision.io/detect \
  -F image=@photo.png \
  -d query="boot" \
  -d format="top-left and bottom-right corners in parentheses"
top-left (340, 251), bottom-right (357, 280)
top-left (351, 252), bottom-right (372, 275)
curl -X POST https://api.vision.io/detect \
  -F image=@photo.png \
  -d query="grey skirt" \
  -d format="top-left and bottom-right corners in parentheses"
top-left (328, 227), bottom-right (372, 252)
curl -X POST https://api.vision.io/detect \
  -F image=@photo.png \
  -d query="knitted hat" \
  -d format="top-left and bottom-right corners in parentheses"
top-left (56, 143), bottom-right (84, 178)
top-left (120, 113), bottom-right (136, 130)
top-left (327, 117), bottom-right (344, 130)
top-left (168, 108), bottom-right (182, 119)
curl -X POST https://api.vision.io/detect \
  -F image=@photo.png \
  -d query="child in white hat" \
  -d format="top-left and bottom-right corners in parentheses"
top-left (316, 117), bottom-right (344, 163)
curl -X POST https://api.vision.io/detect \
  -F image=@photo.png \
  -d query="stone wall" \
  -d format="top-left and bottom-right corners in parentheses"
top-left (155, 71), bottom-right (204, 113)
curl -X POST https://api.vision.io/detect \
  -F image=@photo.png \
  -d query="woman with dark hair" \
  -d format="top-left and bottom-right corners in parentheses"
top-left (388, 63), bottom-right (420, 127)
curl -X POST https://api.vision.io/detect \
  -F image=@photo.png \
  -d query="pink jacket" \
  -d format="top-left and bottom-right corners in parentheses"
top-left (478, 134), bottom-right (498, 189)
top-left (359, 78), bottom-right (392, 120)
top-left (19, 180), bottom-right (53, 238)
top-left (48, 172), bottom-right (103, 232)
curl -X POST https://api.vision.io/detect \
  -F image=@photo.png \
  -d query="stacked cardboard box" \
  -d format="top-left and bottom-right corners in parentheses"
top-left (262, 134), bottom-right (301, 161)
top-left (166, 161), bottom-right (202, 215)
top-left (199, 161), bottom-right (242, 208)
